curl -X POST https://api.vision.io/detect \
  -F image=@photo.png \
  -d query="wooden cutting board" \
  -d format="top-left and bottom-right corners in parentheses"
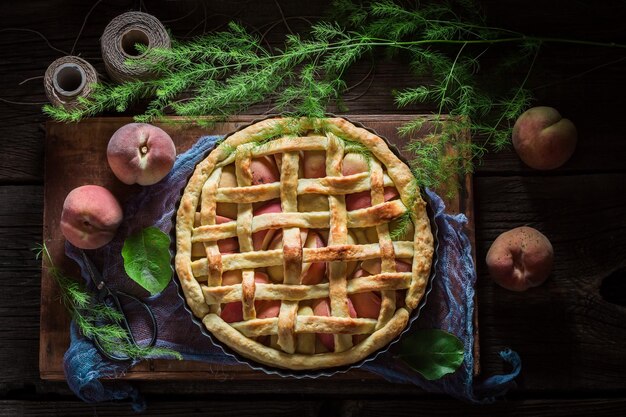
top-left (41, 115), bottom-right (475, 380)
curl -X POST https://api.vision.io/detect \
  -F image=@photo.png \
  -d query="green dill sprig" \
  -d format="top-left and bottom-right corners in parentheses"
top-left (43, 1), bottom-right (625, 191)
top-left (388, 179), bottom-right (418, 241)
top-left (336, 0), bottom-right (538, 189)
top-left (389, 206), bottom-right (414, 241)
top-left (401, 117), bottom-right (474, 193)
top-left (35, 244), bottom-right (182, 361)
top-left (336, 134), bottom-right (373, 162)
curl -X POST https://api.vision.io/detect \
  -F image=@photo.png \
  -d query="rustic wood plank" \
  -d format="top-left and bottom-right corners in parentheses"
top-left (40, 115), bottom-right (473, 380)
top-left (3, 0), bottom-right (626, 410)
top-left (0, 378), bottom-right (428, 398)
top-left (0, 400), bottom-right (321, 417)
top-left (2, 176), bottom-right (621, 392)
top-left (351, 398), bottom-right (626, 416)
top-left (2, 398), bottom-right (626, 417)
top-left (0, 0), bottom-right (419, 183)
top-left (1, 0), bottom-right (626, 182)
top-left (475, 174), bottom-right (626, 391)
top-left (478, 100), bottom-right (626, 174)
top-left (3, 179), bottom-right (624, 392)
top-left (0, 186), bottom-right (43, 384)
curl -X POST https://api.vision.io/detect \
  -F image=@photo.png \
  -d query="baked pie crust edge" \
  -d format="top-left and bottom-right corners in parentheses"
top-left (175, 117), bottom-right (434, 370)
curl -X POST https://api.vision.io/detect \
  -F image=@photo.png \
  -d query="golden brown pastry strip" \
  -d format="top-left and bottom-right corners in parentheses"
top-left (214, 172), bottom-right (394, 203)
top-left (277, 152), bottom-right (302, 353)
top-left (200, 169), bottom-right (224, 314)
top-left (202, 308), bottom-right (411, 370)
top-left (202, 272), bottom-right (412, 304)
top-left (192, 199), bottom-right (407, 243)
top-left (295, 306), bottom-right (316, 354)
top-left (235, 145), bottom-right (257, 320)
top-left (325, 132), bottom-right (352, 352)
top-left (231, 315), bottom-right (377, 338)
top-left (407, 196), bottom-right (434, 309)
top-left (191, 242), bottom-right (415, 276)
top-left (369, 158), bottom-right (396, 329)
top-left (253, 135), bottom-right (327, 156)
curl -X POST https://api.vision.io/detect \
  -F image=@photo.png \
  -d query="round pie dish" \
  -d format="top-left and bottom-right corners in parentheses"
top-left (174, 116), bottom-right (436, 373)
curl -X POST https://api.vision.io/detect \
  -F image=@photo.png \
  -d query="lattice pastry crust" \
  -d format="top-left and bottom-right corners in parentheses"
top-left (176, 117), bottom-right (433, 370)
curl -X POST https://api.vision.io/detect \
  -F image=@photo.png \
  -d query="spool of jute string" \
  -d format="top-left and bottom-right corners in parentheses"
top-left (101, 11), bottom-right (170, 83)
top-left (44, 56), bottom-right (98, 109)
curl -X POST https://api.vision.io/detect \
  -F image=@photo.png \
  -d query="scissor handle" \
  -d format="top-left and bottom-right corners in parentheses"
top-left (95, 290), bottom-right (158, 362)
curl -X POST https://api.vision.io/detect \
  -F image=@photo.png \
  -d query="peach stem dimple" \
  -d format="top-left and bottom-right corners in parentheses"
top-left (140, 145), bottom-right (149, 155)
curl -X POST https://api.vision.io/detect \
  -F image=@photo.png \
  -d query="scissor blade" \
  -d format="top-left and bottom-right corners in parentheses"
top-left (79, 249), bottom-right (105, 291)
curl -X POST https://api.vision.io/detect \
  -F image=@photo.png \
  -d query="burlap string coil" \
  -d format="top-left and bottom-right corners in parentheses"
top-left (44, 56), bottom-right (98, 109)
top-left (101, 11), bottom-right (170, 83)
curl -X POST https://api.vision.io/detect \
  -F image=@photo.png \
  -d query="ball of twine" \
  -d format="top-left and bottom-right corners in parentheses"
top-left (44, 56), bottom-right (98, 109)
top-left (101, 11), bottom-right (171, 83)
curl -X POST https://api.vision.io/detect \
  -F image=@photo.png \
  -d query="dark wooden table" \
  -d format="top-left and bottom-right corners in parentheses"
top-left (2, 0), bottom-right (626, 415)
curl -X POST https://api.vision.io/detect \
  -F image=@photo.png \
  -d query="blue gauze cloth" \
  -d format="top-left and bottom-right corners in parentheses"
top-left (64, 135), bottom-right (520, 411)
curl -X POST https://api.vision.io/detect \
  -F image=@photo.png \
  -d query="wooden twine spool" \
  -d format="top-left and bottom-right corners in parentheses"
top-left (44, 56), bottom-right (98, 109)
top-left (101, 11), bottom-right (170, 83)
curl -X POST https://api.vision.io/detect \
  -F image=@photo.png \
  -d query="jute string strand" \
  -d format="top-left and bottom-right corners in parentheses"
top-left (44, 56), bottom-right (98, 109)
top-left (101, 11), bottom-right (170, 83)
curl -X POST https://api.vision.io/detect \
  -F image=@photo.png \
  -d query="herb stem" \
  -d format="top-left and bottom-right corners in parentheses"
top-left (362, 37), bottom-right (626, 49)
top-left (437, 42), bottom-right (467, 117)
top-left (161, 36), bottom-right (626, 84)
top-left (490, 43), bottom-right (540, 137)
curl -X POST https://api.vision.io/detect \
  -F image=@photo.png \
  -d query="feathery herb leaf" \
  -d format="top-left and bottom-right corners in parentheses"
top-left (43, 1), bottom-right (624, 190)
top-left (35, 244), bottom-right (182, 361)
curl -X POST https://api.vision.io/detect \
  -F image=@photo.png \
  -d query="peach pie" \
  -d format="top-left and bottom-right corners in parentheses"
top-left (175, 117), bottom-right (434, 370)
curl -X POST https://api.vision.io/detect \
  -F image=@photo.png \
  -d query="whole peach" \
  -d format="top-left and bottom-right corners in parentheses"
top-left (107, 123), bottom-right (176, 185)
top-left (60, 185), bottom-right (123, 249)
top-left (486, 226), bottom-right (554, 291)
top-left (512, 106), bottom-right (577, 170)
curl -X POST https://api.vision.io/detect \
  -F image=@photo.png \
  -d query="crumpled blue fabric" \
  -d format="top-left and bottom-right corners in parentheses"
top-left (63, 135), bottom-right (520, 411)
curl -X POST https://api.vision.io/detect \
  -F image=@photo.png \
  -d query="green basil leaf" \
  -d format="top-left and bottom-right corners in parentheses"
top-left (122, 226), bottom-right (172, 296)
top-left (397, 329), bottom-right (464, 380)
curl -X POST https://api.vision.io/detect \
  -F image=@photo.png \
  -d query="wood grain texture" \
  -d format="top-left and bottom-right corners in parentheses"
top-left (2, 0), bottom-right (626, 413)
top-left (0, 400), bottom-right (321, 417)
top-left (0, 186), bottom-right (43, 384)
top-left (2, 398), bottom-right (626, 417)
top-left (475, 174), bottom-right (626, 391)
top-left (349, 398), bottom-right (626, 417)
top-left (1, 0), bottom-right (626, 182)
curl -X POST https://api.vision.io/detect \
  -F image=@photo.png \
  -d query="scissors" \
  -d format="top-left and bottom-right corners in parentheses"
top-left (80, 249), bottom-right (157, 361)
